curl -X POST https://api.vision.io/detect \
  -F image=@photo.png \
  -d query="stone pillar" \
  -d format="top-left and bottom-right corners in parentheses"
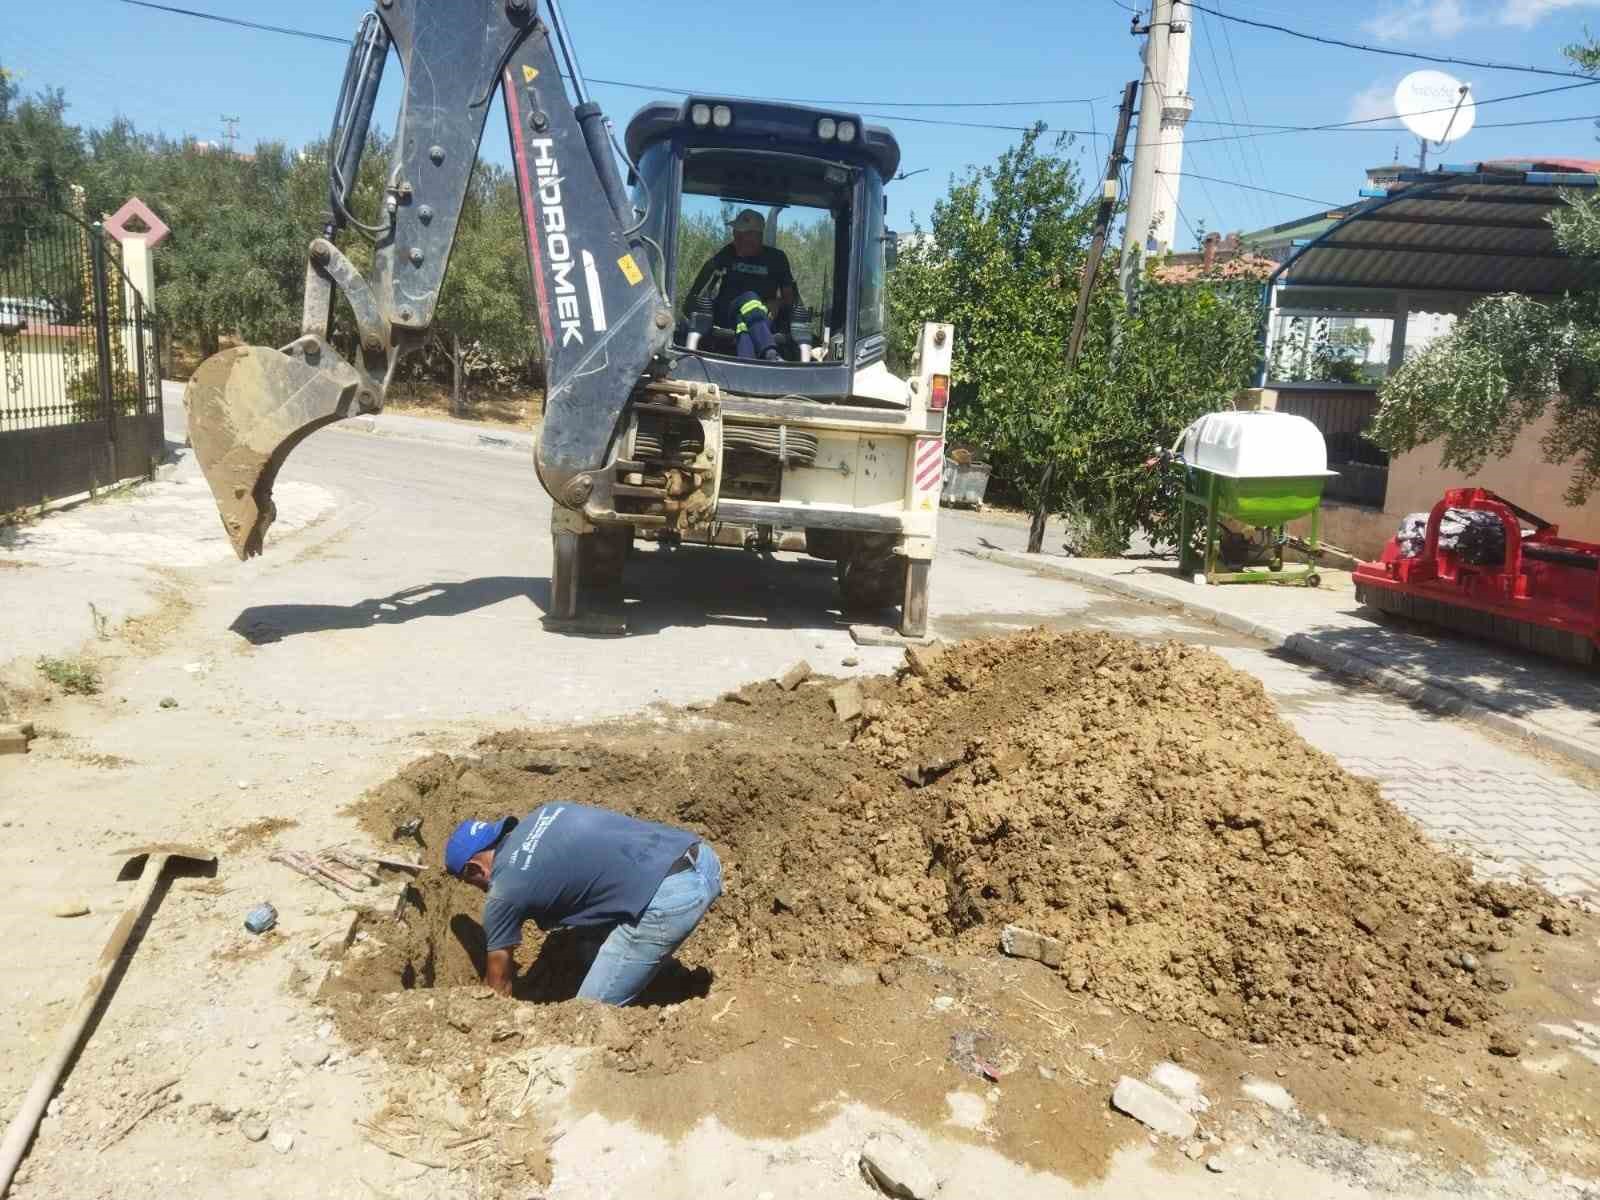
top-left (104, 197), bottom-right (170, 371)
top-left (103, 198), bottom-right (171, 455)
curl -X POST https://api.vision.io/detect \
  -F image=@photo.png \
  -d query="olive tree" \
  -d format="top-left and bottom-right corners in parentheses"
top-left (889, 128), bottom-right (1262, 550)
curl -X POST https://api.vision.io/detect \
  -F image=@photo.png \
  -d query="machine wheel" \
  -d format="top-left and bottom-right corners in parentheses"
top-left (805, 528), bottom-right (849, 562)
top-left (1306, 572), bottom-right (1322, 589)
top-left (838, 532), bottom-right (907, 614)
top-left (579, 526), bottom-right (630, 596)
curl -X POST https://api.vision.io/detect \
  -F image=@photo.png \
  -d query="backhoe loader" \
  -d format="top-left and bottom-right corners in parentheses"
top-left (183, 0), bottom-right (951, 635)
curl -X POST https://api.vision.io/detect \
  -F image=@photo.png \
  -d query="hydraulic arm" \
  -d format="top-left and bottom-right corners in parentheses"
top-left (184, 0), bottom-right (672, 558)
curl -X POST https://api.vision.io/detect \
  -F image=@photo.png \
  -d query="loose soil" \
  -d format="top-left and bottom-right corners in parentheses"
top-left (315, 629), bottom-right (1600, 1185)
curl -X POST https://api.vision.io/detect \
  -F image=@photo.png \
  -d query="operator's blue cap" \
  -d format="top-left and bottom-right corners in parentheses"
top-left (444, 816), bottom-right (515, 877)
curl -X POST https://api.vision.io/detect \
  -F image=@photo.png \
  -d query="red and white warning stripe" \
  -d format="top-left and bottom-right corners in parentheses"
top-left (914, 437), bottom-right (944, 492)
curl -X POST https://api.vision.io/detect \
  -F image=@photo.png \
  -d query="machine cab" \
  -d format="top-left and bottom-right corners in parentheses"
top-left (624, 99), bottom-right (901, 404)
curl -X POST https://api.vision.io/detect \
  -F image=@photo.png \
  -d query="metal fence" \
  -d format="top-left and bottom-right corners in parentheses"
top-left (0, 196), bottom-right (164, 515)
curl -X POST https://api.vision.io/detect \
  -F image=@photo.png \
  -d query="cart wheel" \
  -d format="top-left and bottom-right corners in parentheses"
top-left (1306, 573), bottom-right (1322, 589)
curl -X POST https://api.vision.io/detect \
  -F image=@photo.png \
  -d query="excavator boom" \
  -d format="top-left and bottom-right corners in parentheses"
top-left (185, 0), bottom-right (671, 558)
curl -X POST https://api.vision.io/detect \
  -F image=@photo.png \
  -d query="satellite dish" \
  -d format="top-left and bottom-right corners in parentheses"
top-left (1394, 71), bottom-right (1476, 145)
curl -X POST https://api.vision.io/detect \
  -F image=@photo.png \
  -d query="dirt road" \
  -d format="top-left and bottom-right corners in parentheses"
top-left (2, 396), bottom-right (1597, 1199)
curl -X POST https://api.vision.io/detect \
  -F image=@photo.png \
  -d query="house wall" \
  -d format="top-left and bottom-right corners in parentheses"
top-left (0, 330), bottom-right (99, 429)
top-left (1289, 410), bottom-right (1600, 558)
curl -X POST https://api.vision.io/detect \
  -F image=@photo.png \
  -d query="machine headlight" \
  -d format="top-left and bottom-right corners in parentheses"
top-left (690, 103), bottom-right (711, 127)
top-left (712, 104), bottom-right (733, 128)
top-left (836, 120), bottom-right (857, 143)
top-left (816, 117), bottom-right (837, 140)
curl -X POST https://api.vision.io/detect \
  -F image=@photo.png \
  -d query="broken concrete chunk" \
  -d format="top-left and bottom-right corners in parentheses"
top-left (270, 1130), bottom-right (295, 1154)
top-left (291, 1043), bottom-right (330, 1069)
top-left (860, 1132), bottom-right (940, 1199)
top-left (1000, 925), bottom-right (1064, 969)
top-left (0, 723), bottom-right (33, 755)
top-left (238, 1118), bottom-right (269, 1143)
top-left (779, 661), bottom-right (813, 691)
top-left (1111, 1076), bottom-right (1198, 1140)
top-left (1239, 1075), bottom-right (1295, 1113)
top-left (51, 901), bottom-right (90, 918)
top-left (903, 642), bottom-right (945, 679)
top-left (1148, 1061), bottom-right (1209, 1112)
top-left (830, 682), bottom-right (864, 723)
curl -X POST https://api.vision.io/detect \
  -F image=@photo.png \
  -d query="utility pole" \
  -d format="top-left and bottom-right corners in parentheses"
top-left (1026, 79), bottom-right (1141, 555)
top-left (1118, 0), bottom-right (1195, 303)
top-left (220, 115), bottom-right (241, 156)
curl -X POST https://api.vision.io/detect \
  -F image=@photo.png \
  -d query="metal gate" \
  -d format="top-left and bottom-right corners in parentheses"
top-left (0, 196), bottom-right (164, 515)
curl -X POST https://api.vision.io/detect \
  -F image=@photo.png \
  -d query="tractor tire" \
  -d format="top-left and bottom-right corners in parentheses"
top-left (804, 528), bottom-right (849, 561)
top-left (578, 526), bottom-right (630, 596)
top-left (838, 533), bottom-right (907, 615)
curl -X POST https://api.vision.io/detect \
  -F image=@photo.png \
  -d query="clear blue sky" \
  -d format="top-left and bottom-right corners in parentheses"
top-left (8, 0), bottom-right (1600, 247)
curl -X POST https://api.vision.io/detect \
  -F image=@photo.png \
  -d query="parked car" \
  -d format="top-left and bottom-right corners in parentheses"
top-left (0, 296), bottom-right (68, 331)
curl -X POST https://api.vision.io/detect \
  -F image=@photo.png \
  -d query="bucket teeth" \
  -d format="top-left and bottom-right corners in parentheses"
top-left (183, 345), bottom-right (362, 559)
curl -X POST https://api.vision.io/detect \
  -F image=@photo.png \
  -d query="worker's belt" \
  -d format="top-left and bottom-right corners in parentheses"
top-left (665, 841), bottom-right (701, 876)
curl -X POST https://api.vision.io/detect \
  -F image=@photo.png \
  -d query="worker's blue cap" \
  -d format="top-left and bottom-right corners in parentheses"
top-left (444, 817), bottom-right (515, 877)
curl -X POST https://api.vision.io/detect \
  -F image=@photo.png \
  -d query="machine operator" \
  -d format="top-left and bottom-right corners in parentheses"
top-left (682, 208), bottom-right (798, 360)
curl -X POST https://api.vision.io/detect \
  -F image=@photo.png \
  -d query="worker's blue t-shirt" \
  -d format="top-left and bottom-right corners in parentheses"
top-left (481, 804), bottom-right (699, 951)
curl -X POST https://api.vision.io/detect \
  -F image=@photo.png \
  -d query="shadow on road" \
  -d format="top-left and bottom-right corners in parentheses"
top-left (229, 542), bottom-right (885, 642)
top-left (230, 576), bottom-right (545, 644)
top-left (597, 541), bottom-right (874, 637)
top-left (1282, 616), bottom-right (1600, 729)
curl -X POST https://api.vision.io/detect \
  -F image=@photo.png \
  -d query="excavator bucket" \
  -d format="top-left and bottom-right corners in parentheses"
top-left (184, 343), bottom-right (364, 559)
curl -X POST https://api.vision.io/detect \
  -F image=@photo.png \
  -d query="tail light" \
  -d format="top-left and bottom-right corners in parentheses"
top-left (929, 374), bottom-right (949, 411)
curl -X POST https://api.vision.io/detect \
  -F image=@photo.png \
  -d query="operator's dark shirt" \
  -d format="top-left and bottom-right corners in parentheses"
top-left (686, 244), bottom-right (797, 327)
top-left (481, 804), bottom-right (699, 951)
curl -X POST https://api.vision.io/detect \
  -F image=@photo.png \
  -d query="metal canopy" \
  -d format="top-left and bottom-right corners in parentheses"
top-left (1272, 160), bottom-right (1600, 301)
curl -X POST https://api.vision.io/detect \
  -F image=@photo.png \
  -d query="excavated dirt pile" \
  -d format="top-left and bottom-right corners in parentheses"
top-left (344, 629), bottom-right (1563, 1056)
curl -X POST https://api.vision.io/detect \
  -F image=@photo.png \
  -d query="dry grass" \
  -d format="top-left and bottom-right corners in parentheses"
top-left (382, 383), bottom-right (543, 428)
top-left (36, 654), bottom-right (101, 695)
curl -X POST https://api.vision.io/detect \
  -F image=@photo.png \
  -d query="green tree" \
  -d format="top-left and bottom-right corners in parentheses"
top-left (430, 166), bottom-right (538, 414)
top-left (889, 128), bottom-right (1262, 549)
top-left (1371, 37), bottom-right (1600, 505)
top-left (0, 64), bottom-right (87, 202)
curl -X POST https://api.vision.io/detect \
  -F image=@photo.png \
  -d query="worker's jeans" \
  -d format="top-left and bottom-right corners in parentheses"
top-left (731, 291), bottom-right (778, 360)
top-left (574, 843), bottom-right (723, 1005)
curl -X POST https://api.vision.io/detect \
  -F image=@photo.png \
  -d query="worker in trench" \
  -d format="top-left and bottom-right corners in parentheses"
top-left (444, 805), bottom-right (722, 1005)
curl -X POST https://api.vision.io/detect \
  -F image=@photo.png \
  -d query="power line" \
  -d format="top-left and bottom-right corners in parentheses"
top-left (1210, 3), bottom-right (1277, 227)
top-left (1188, 8), bottom-right (1270, 225)
top-left (1181, 0), bottom-right (1597, 80)
top-left (1145, 77), bottom-right (1600, 148)
top-left (118, 0), bottom-right (346, 43)
top-left (111, 0), bottom-right (1103, 130)
top-left (1477, 111), bottom-right (1600, 130)
top-left (1190, 110), bottom-right (1600, 133)
top-left (1160, 170), bottom-right (1204, 246)
top-left (1156, 168), bottom-right (1341, 208)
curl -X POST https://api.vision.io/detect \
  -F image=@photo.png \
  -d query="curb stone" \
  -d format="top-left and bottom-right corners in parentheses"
top-left (333, 414), bottom-right (536, 455)
top-left (967, 547), bottom-right (1600, 773)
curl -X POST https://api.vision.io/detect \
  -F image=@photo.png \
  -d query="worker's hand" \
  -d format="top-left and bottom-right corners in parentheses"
top-left (484, 948), bottom-right (515, 997)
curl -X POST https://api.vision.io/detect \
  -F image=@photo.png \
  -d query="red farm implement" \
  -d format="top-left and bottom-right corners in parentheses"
top-left (1353, 488), bottom-right (1600, 666)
